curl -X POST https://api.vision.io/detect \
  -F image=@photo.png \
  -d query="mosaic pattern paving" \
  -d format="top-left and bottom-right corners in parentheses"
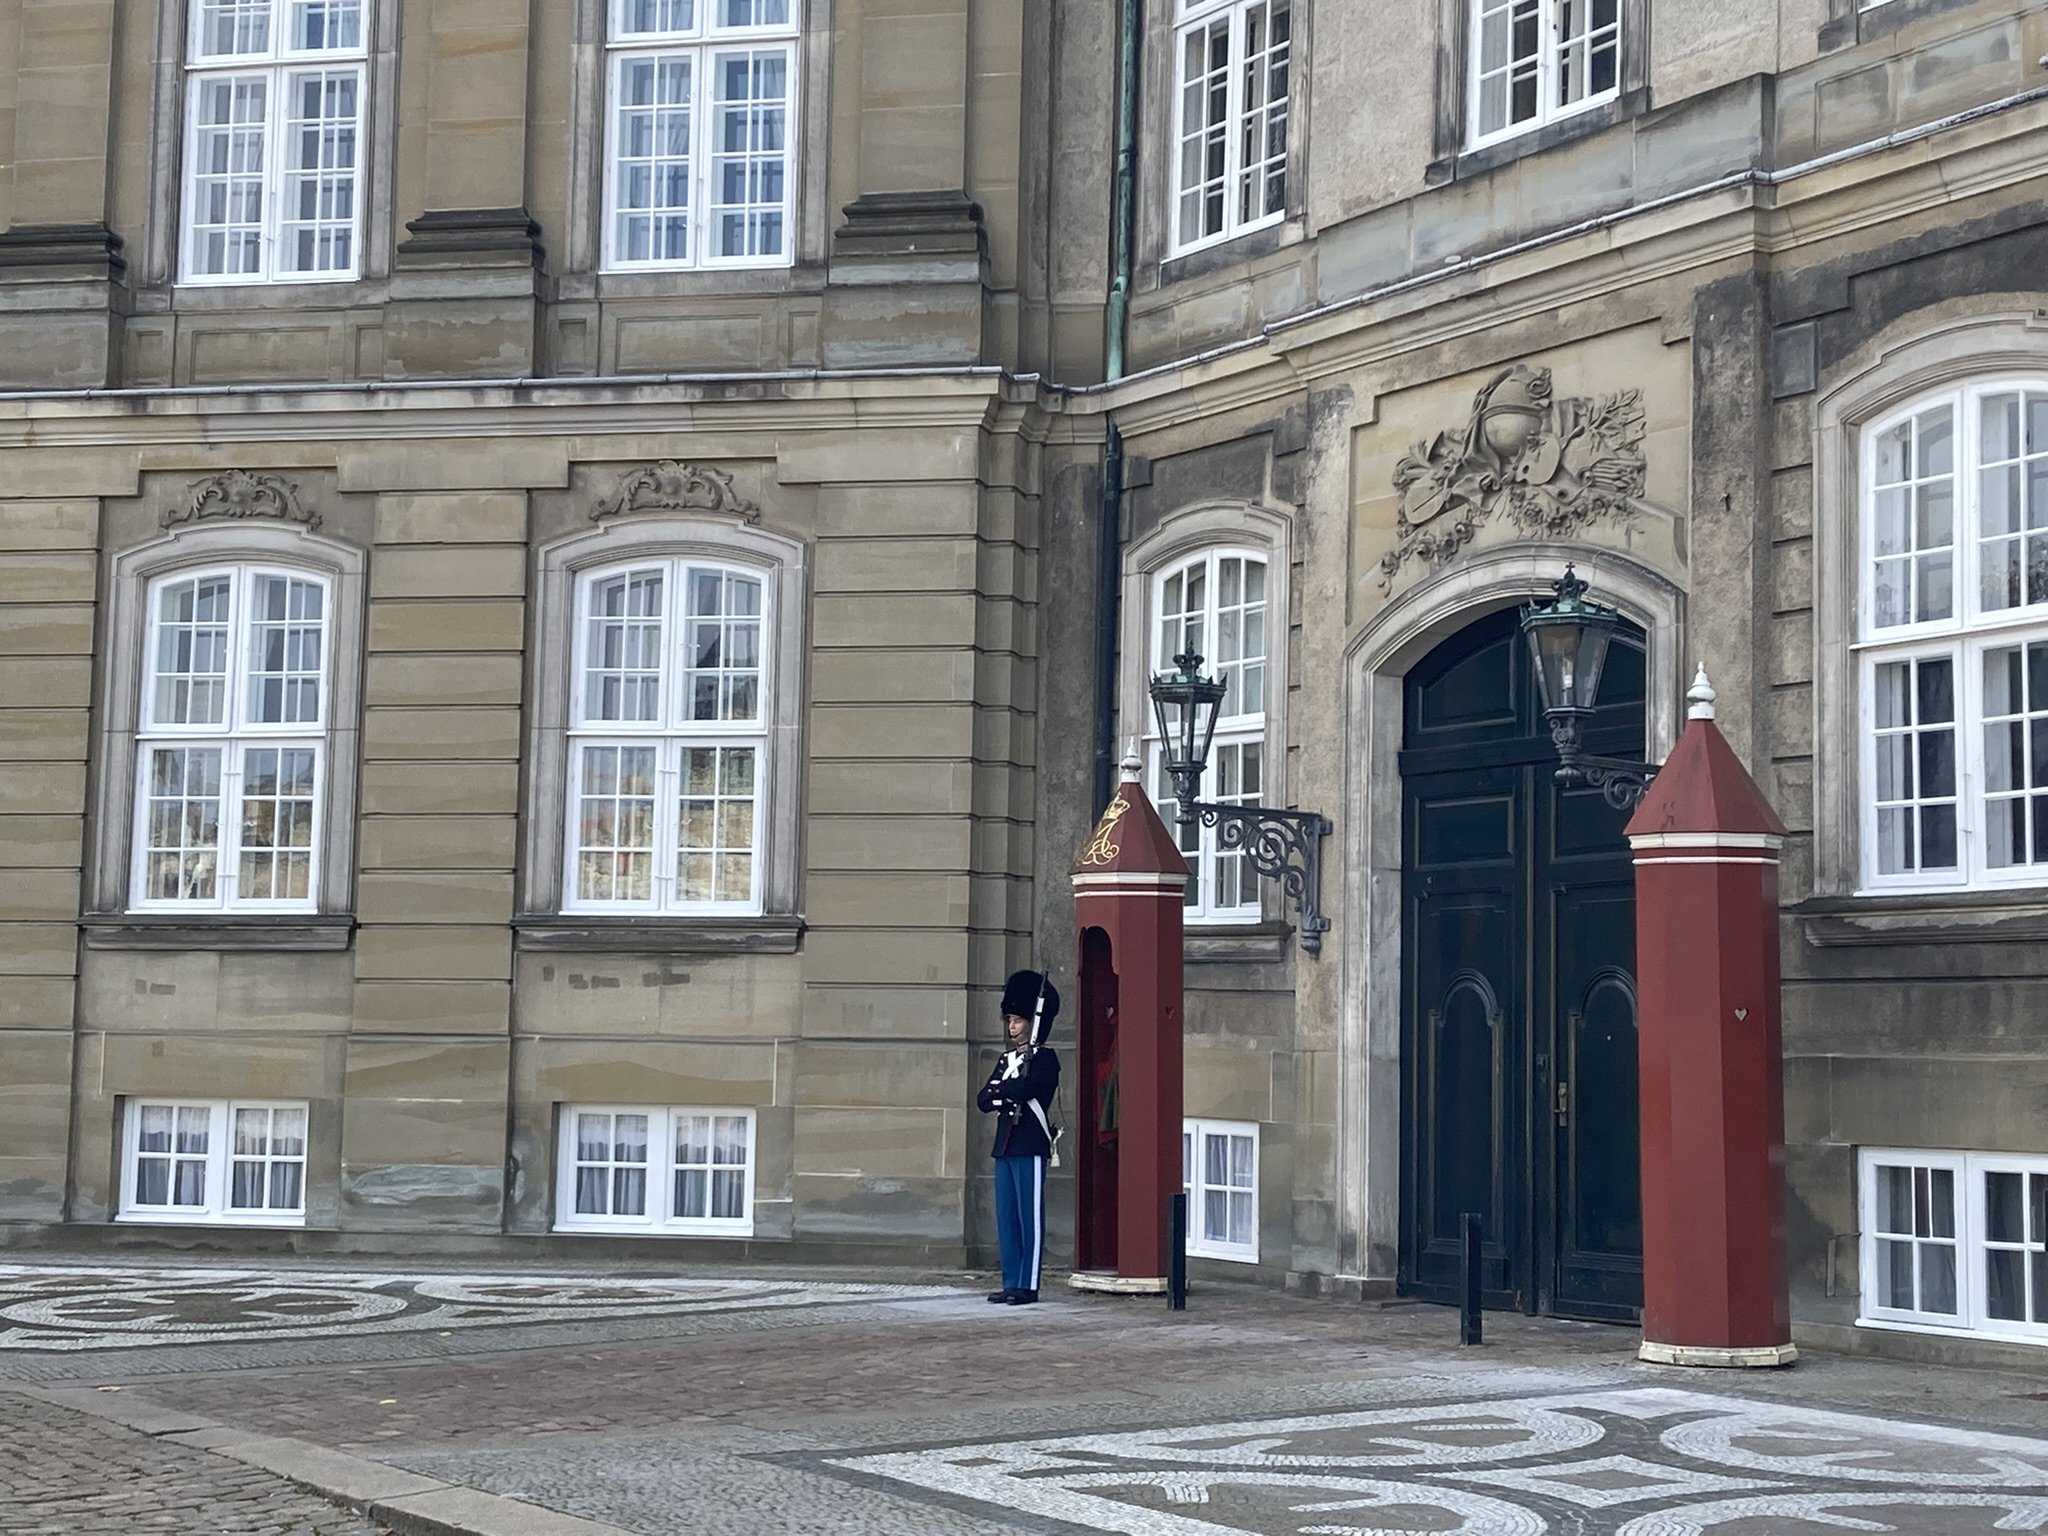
top-left (827, 1386), bottom-right (2048, 1534)
top-left (0, 1265), bottom-right (960, 1351)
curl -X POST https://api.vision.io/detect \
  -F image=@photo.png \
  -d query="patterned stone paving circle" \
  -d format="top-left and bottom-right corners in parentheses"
top-left (0, 1264), bottom-right (963, 1351)
top-left (825, 1385), bottom-right (2048, 1534)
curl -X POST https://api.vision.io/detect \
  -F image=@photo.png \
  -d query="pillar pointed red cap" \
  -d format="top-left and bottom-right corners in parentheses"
top-left (1071, 753), bottom-right (1192, 880)
top-left (1625, 667), bottom-right (1787, 841)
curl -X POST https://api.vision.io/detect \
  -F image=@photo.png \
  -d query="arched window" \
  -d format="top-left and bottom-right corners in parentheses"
top-left (1860, 379), bottom-right (2048, 889)
top-left (1148, 548), bottom-right (1270, 921)
top-left (566, 556), bottom-right (770, 913)
top-left (133, 563), bottom-right (332, 910)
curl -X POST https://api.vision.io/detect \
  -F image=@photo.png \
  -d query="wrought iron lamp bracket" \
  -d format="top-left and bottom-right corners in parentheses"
top-left (1545, 710), bottom-right (1658, 811)
top-left (1185, 799), bottom-right (1334, 956)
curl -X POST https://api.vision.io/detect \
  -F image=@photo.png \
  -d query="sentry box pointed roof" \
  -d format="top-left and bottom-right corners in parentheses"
top-left (1625, 668), bottom-right (1787, 842)
top-left (1071, 756), bottom-right (1191, 884)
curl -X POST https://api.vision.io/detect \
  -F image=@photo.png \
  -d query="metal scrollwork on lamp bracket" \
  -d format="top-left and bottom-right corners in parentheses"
top-left (1202, 803), bottom-right (1334, 950)
top-left (1148, 653), bottom-right (1333, 955)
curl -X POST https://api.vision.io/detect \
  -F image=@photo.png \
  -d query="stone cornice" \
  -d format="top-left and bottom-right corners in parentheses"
top-left (1102, 95), bottom-right (2048, 438)
top-left (0, 371), bottom-right (1041, 448)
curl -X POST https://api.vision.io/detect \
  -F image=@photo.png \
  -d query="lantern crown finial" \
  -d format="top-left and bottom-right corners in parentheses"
top-left (1688, 665), bottom-right (1717, 720)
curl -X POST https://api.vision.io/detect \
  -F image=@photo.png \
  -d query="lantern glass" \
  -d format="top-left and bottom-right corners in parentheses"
top-left (1520, 568), bottom-right (1621, 715)
top-left (1148, 653), bottom-right (1228, 801)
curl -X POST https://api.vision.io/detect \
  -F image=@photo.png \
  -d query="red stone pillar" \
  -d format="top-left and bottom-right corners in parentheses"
top-left (1069, 755), bottom-right (1188, 1292)
top-left (1626, 670), bottom-right (1796, 1366)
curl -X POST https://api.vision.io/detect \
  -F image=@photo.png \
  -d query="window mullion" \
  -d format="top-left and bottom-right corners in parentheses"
top-left (1220, 5), bottom-right (1236, 231)
top-left (1958, 636), bottom-right (1977, 884)
top-left (262, 63), bottom-right (285, 280)
top-left (666, 560), bottom-right (688, 914)
top-left (209, 1101), bottom-right (231, 1218)
top-left (695, 48), bottom-right (712, 268)
top-left (653, 1108), bottom-right (675, 1223)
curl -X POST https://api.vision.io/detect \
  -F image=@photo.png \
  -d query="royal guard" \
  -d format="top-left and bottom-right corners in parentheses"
top-left (977, 969), bottom-right (1061, 1305)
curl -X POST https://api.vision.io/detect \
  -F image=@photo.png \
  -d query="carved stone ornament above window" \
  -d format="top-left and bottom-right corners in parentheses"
top-left (591, 461), bottom-right (761, 524)
top-left (1379, 365), bottom-right (1647, 588)
top-left (165, 470), bottom-right (319, 532)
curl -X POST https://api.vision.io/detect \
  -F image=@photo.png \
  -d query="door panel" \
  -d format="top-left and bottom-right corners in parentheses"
top-left (1552, 883), bottom-right (1643, 1318)
top-left (1398, 605), bottom-right (1645, 1321)
top-left (1407, 870), bottom-right (1522, 1305)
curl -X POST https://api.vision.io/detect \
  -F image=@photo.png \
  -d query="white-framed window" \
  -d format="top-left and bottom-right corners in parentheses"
top-left (1858, 381), bottom-right (2048, 892)
top-left (566, 557), bottom-right (768, 914)
top-left (1170, 0), bottom-right (1291, 256)
top-left (1149, 549), bottom-right (1268, 922)
top-left (1861, 1148), bottom-right (2048, 1343)
top-left (180, 0), bottom-right (366, 284)
top-left (1468, 0), bottom-right (1619, 148)
top-left (602, 0), bottom-right (798, 271)
top-left (1183, 1118), bottom-right (1259, 1262)
top-left (132, 565), bottom-right (328, 912)
top-left (120, 1099), bottom-right (308, 1225)
top-left (554, 1105), bottom-right (756, 1234)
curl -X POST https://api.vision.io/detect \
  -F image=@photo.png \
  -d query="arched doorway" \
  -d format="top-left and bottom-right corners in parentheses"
top-left (1397, 605), bottom-right (1645, 1321)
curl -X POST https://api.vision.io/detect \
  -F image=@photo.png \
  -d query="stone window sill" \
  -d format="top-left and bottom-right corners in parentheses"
top-left (1185, 922), bottom-right (1293, 964)
top-left (1427, 89), bottom-right (1648, 186)
top-left (1154, 216), bottom-right (1304, 289)
top-left (514, 916), bottom-right (805, 955)
top-left (1817, 0), bottom-right (1979, 54)
top-left (82, 916), bottom-right (356, 952)
top-left (1792, 892), bottom-right (2048, 947)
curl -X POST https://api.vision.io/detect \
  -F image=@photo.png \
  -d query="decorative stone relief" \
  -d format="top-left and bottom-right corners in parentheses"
top-left (591, 461), bottom-right (760, 523)
top-left (1379, 364), bottom-right (1647, 587)
top-left (165, 470), bottom-right (319, 531)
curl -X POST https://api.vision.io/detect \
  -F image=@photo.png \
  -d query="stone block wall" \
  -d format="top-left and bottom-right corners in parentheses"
top-left (0, 497), bottom-right (96, 1222)
top-left (0, 375), bottom-right (1047, 1263)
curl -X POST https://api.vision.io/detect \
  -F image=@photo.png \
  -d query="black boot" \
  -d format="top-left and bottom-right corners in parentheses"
top-left (1006, 1289), bottom-right (1039, 1305)
top-left (986, 1288), bottom-right (1015, 1303)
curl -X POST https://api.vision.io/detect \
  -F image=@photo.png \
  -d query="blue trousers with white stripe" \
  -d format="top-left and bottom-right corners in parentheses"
top-left (992, 1154), bottom-right (1047, 1294)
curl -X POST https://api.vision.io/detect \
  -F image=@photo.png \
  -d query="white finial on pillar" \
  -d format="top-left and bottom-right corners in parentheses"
top-left (1687, 665), bottom-right (1717, 721)
top-left (1120, 742), bottom-right (1143, 781)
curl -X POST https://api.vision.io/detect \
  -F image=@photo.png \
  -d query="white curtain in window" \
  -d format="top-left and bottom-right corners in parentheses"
top-left (568, 560), bottom-right (767, 914)
top-left (135, 568), bottom-right (327, 911)
top-left (1860, 383), bottom-right (2048, 890)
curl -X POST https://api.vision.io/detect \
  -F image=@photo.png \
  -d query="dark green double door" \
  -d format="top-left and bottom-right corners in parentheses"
top-left (1398, 607), bottom-right (1645, 1322)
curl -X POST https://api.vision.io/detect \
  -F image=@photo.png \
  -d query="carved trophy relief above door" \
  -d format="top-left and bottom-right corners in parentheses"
top-left (1378, 364), bottom-right (1650, 588)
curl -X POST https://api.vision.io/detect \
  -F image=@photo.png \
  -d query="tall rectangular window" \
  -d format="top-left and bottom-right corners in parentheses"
top-left (1183, 1118), bottom-right (1259, 1262)
top-left (1861, 1149), bottom-right (2048, 1344)
top-left (182, 0), bottom-right (366, 283)
top-left (133, 566), bottom-right (328, 911)
top-left (1149, 550), bottom-right (1268, 922)
top-left (121, 1099), bottom-right (308, 1225)
top-left (604, 0), bottom-right (798, 270)
top-left (1172, 0), bottom-right (1291, 255)
top-left (556, 1104), bottom-right (755, 1234)
top-left (1469, 0), bottom-right (1618, 147)
top-left (567, 559), bottom-right (768, 913)
top-left (1860, 382), bottom-right (2048, 891)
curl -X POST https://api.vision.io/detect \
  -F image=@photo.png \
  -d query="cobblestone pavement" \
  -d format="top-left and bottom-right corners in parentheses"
top-left (0, 1391), bottom-right (390, 1536)
top-left (10, 1258), bottom-right (2048, 1535)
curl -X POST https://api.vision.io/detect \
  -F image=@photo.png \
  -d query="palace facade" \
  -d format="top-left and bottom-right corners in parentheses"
top-left (3, 0), bottom-right (2046, 1363)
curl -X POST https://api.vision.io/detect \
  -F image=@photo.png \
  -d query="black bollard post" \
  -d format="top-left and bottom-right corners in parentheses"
top-left (1168, 1191), bottom-right (1188, 1310)
top-left (1460, 1211), bottom-right (1482, 1346)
